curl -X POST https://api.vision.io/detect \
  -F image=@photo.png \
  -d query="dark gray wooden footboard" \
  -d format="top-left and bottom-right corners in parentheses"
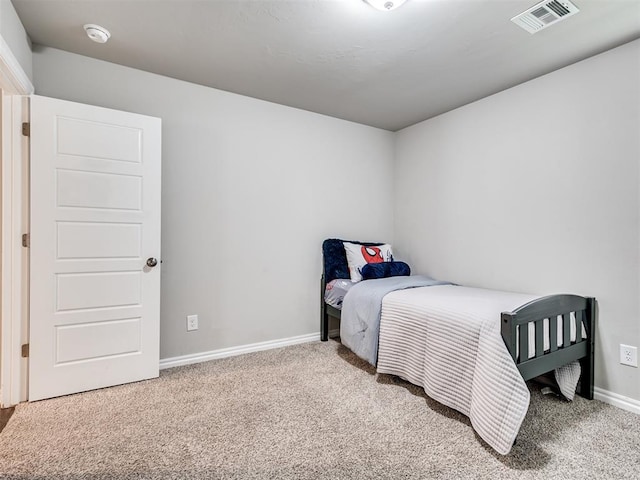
top-left (501, 295), bottom-right (596, 399)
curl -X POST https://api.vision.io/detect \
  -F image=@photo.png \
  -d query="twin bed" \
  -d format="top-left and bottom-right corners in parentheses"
top-left (320, 238), bottom-right (596, 454)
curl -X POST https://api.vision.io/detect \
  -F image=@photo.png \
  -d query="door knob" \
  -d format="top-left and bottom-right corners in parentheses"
top-left (146, 257), bottom-right (158, 268)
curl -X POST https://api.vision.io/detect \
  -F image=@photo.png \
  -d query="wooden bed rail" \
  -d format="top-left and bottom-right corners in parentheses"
top-left (321, 274), bottom-right (341, 342)
top-left (501, 295), bottom-right (596, 399)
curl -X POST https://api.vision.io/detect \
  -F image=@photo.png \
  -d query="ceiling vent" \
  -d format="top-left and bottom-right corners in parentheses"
top-left (511, 0), bottom-right (579, 34)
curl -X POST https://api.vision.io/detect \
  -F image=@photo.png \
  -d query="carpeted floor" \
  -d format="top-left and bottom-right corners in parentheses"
top-left (0, 340), bottom-right (638, 479)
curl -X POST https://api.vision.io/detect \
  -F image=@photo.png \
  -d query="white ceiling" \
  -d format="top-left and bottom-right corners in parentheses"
top-left (12, 0), bottom-right (640, 131)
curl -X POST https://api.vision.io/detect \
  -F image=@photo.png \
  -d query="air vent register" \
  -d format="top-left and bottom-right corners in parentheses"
top-left (512, 0), bottom-right (580, 34)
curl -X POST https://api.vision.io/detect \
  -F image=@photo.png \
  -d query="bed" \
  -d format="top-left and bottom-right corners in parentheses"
top-left (320, 238), bottom-right (596, 454)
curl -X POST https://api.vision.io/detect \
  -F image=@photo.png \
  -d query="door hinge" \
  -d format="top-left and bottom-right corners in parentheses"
top-left (22, 122), bottom-right (30, 137)
top-left (22, 233), bottom-right (30, 248)
top-left (21, 344), bottom-right (29, 358)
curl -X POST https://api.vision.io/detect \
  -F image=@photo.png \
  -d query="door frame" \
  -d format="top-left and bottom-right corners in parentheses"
top-left (0, 31), bottom-right (33, 408)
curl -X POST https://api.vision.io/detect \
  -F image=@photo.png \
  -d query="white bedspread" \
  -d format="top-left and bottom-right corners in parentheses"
top-left (377, 285), bottom-right (540, 455)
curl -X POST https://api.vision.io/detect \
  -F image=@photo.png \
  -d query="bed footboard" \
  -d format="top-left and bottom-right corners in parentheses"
top-left (501, 295), bottom-right (596, 399)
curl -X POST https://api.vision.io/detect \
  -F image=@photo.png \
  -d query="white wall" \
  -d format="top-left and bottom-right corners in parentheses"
top-left (0, 0), bottom-right (31, 81)
top-left (395, 39), bottom-right (640, 401)
top-left (32, 47), bottom-right (395, 360)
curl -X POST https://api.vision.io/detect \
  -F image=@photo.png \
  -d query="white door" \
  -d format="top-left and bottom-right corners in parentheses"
top-left (29, 95), bottom-right (161, 401)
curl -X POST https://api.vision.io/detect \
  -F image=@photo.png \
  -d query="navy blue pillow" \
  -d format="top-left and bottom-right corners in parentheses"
top-left (361, 261), bottom-right (411, 280)
top-left (322, 239), bottom-right (384, 284)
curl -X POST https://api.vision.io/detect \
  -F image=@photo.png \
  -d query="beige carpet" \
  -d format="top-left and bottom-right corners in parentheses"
top-left (0, 340), bottom-right (638, 479)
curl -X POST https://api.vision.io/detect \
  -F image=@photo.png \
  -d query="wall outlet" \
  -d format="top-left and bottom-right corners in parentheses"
top-left (620, 344), bottom-right (637, 367)
top-left (187, 314), bottom-right (198, 332)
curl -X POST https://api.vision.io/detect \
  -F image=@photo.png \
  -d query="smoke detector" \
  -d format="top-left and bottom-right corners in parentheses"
top-left (364, 0), bottom-right (407, 12)
top-left (83, 24), bottom-right (111, 44)
top-left (512, 1), bottom-right (579, 34)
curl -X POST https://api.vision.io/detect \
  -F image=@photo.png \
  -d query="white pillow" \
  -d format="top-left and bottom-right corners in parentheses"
top-left (343, 242), bottom-right (393, 282)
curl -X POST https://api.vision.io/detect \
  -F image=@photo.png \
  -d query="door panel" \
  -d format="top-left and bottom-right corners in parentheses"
top-left (55, 271), bottom-right (141, 311)
top-left (56, 169), bottom-right (143, 210)
top-left (56, 222), bottom-right (141, 259)
top-left (56, 116), bottom-right (142, 162)
top-left (55, 318), bottom-right (141, 364)
top-left (29, 95), bottom-right (161, 401)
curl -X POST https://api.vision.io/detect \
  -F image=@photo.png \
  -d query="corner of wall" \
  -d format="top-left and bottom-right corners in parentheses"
top-left (0, 0), bottom-right (33, 85)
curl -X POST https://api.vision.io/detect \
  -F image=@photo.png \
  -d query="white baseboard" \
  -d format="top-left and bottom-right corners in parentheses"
top-left (159, 332), bottom-right (320, 370)
top-left (594, 387), bottom-right (640, 415)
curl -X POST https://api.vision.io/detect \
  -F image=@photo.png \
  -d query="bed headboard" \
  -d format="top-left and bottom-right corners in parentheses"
top-left (322, 238), bottom-right (384, 284)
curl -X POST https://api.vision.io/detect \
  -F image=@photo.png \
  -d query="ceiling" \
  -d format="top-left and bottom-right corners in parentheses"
top-left (12, 0), bottom-right (640, 131)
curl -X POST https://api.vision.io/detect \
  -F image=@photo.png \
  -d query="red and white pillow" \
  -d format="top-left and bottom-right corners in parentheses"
top-left (343, 242), bottom-right (393, 282)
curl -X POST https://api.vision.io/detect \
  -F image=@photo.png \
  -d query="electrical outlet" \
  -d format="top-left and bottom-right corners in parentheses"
top-left (187, 314), bottom-right (198, 332)
top-left (620, 344), bottom-right (638, 367)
